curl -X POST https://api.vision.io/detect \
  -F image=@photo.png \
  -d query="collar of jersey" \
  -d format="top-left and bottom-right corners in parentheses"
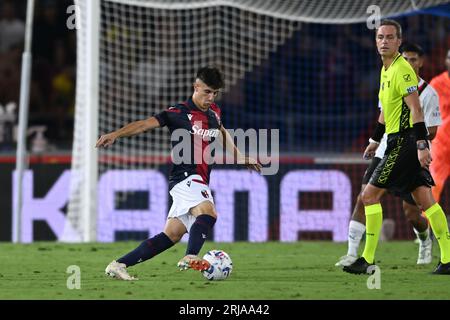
top-left (186, 97), bottom-right (209, 114)
top-left (384, 52), bottom-right (402, 71)
top-left (418, 77), bottom-right (424, 87)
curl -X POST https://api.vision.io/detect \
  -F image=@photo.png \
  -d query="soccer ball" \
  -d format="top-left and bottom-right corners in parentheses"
top-left (201, 250), bottom-right (233, 281)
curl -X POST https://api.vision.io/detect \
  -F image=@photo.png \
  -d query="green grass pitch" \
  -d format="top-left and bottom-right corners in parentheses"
top-left (0, 241), bottom-right (448, 300)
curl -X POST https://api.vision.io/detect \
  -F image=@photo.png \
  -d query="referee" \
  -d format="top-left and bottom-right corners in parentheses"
top-left (343, 20), bottom-right (450, 275)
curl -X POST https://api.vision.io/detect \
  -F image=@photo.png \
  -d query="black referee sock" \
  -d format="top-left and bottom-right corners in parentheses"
top-left (186, 214), bottom-right (216, 256)
top-left (117, 232), bottom-right (174, 267)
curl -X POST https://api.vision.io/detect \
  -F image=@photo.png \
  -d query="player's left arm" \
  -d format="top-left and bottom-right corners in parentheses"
top-left (427, 126), bottom-right (438, 141)
top-left (218, 125), bottom-right (261, 172)
top-left (423, 90), bottom-right (441, 141)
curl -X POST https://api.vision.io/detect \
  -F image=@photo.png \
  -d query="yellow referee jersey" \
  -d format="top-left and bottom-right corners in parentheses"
top-left (378, 53), bottom-right (419, 134)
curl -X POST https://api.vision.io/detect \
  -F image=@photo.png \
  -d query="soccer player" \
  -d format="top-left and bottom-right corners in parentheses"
top-left (343, 20), bottom-right (450, 275)
top-left (429, 49), bottom-right (450, 203)
top-left (96, 66), bottom-right (261, 280)
top-left (336, 42), bottom-right (441, 267)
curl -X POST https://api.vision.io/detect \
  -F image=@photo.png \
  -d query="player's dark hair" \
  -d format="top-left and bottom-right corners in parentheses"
top-left (196, 66), bottom-right (225, 89)
top-left (376, 19), bottom-right (402, 39)
top-left (400, 42), bottom-right (425, 57)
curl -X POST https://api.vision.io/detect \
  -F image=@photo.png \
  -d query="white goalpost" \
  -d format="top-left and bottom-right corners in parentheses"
top-left (13, 0), bottom-right (35, 243)
top-left (63, 0), bottom-right (447, 242)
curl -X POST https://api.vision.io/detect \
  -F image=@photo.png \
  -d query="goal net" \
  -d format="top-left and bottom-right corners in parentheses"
top-left (64, 0), bottom-right (450, 242)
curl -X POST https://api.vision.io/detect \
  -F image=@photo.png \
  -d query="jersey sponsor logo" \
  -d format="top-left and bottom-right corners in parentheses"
top-left (190, 124), bottom-right (220, 139)
top-left (406, 86), bottom-right (417, 94)
top-left (187, 114), bottom-right (193, 120)
top-left (403, 74), bottom-right (411, 81)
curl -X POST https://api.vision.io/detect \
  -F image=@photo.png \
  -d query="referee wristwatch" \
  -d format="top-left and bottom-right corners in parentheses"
top-left (417, 141), bottom-right (428, 150)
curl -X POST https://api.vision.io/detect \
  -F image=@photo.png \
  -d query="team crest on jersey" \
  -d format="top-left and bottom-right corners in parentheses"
top-left (403, 74), bottom-right (411, 81)
top-left (201, 190), bottom-right (210, 199)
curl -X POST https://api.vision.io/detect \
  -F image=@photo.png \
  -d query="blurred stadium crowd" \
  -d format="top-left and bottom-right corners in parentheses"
top-left (0, 0), bottom-right (75, 150)
top-left (0, 0), bottom-right (449, 152)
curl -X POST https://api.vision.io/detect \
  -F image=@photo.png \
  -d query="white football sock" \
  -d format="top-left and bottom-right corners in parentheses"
top-left (347, 220), bottom-right (366, 257)
top-left (413, 227), bottom-right (430, 242)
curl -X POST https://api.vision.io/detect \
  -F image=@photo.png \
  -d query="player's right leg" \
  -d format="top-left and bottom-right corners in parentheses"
top-left (335, 191), bottom-right (366, 267)
top-left (168, 175), bottom-right (218, 272)
top-left (411, 186), bottom-right (450, 275)
top-left (105, 219), bottom-right (182, 280)
top-left (401, 198), bottom-right (432, 264)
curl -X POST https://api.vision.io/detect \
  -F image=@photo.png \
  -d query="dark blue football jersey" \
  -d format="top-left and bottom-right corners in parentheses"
top-left (154, 97), bottom-right (222, 190)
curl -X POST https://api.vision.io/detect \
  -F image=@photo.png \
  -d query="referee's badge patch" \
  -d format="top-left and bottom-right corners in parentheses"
top-left (406, 86), bottom-right (417, 94)
top-left (403, 74), bottom-right (411, 81)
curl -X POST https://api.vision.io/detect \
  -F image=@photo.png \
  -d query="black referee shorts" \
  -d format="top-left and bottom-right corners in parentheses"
top-left (368, 129), bottom-right (434, 204)
top-left (362, 155), bottom-right (416, 205)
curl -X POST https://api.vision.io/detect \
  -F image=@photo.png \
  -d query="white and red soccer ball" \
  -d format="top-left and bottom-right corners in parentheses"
top-left (201, 250), bottom-right (233, 281)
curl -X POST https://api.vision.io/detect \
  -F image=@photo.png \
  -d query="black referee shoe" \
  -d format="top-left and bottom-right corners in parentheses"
top-left (343, 257), bottom-right (374, 275)
top-left (432, 262), bottom-right (450, 275)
